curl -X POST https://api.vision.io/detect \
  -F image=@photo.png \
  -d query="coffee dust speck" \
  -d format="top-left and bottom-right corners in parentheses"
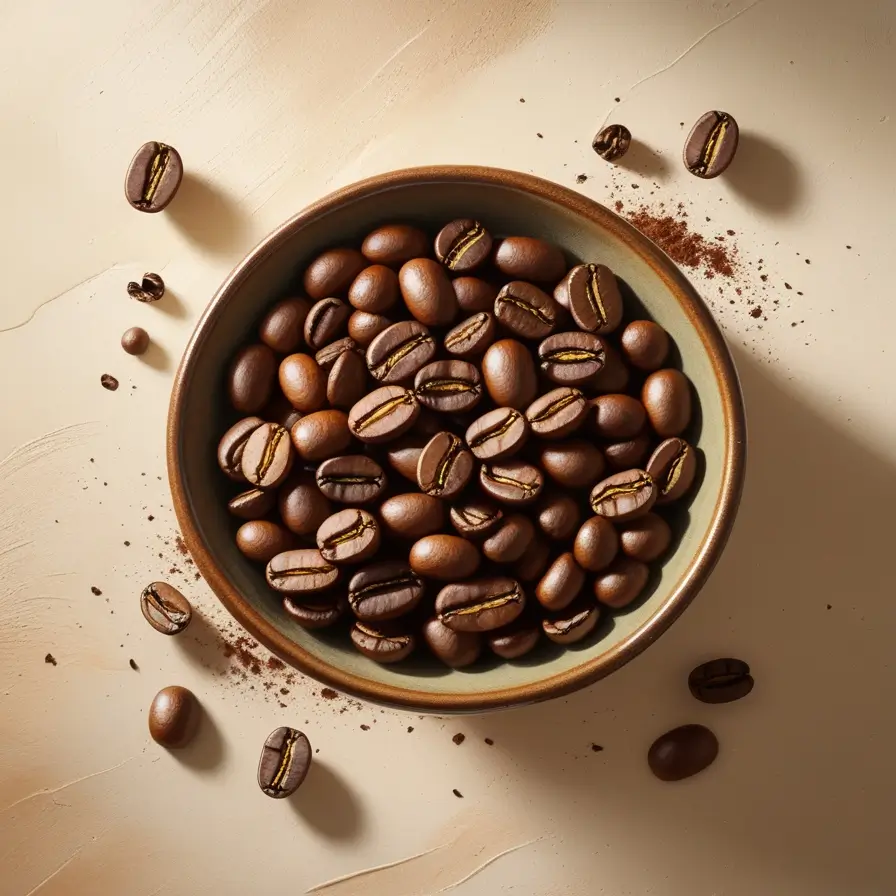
top-left (91, 586), bottom-right (102, 596)
top-left (44, 653), bottom-right (57, 666)
top-left (407, 726), bottom-right (415, 733)
top-left (519, 97), bottom-right (525, 103)
top-left (827, 604), bottom-right (833, 609)
top-left (576, 174), bottom-right (588, 184)
top-left (129, 658), bottom-right (138, 671)
top-left (452, 733), bottom-right (466, 745)
top-left (536, 132), bottom-right (543, 138)
top-left (484, 738), bottom-right (494, 746)
top-left (360, 724), bottom-right (370, 731)
top-left (591, 743), bottom-right (604, 753)
top-left (750, 307), bottom-right (763, 319)
top-left (453, 788), bottom-right (464, 798)
top-left (321, 688), bottom-right (339, 700)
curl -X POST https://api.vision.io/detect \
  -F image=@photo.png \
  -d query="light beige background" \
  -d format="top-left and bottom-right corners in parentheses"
top-left (1, 0), bottom-right (894, 893)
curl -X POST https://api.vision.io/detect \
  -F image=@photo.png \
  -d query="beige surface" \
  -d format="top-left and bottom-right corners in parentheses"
top-left (1, 1), bottom-right (894, 893)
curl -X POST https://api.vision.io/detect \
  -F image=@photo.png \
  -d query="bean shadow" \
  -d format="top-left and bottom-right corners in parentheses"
top-left (176, 698), bottom-right (227, 773)
top-left (464, 349), bottom-right (896, 891)
top-left (152, 286), bottom-right (190, 321)
top-left (176, 609), bottom-right (233, 677)
top-left (290, 761), bottom-right (366, 841)
top-left (726, 132), bottom-right (806, 217)
top-left (614, 139), bottom-right (672, 182)
top-left (169, 172), bottom-right (251, 258)
top-left (140, 337), bottom-right (172, 373)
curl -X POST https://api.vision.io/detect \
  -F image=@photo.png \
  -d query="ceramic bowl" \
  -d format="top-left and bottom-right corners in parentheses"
top-left (168, 166), bottom-right (746, 712)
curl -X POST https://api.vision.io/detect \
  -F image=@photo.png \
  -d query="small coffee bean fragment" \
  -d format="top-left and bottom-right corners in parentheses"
top-left (434, 219), bottom-right (493, 272)
top-left (101, 374), bottom-right (119, 391)
top-left (127, 271), bottom-right (166, 303)
top-left (526, 387), bottom-right (588, 438)
top-left (241, 422), bottom-right (293, 488)
top-left (259, 298), bottom-right (311, 353)
top-left (542, 601), bottom-right (600, 645)
top-left (453, 276), bottom-right (497, 313)
top-left (481, 339), bottom-right (538, 409)
top-left (258, 727), bottom-right (312, 798)
top-left (444, 312), bottom-right (496, 358)
top-left (121, 327), bottom-right (150, 355)
top-left (303, 248), bottom-right (367, 300)
top-left (648, 724), bottom-right (719, 781)
top-left (217, 417), bottom-right (265, 481)
top-left (538, 331), bottom-right (606, 385)
top-left (351, 621), bottom-right (417, 662)
top-left (228, 487), bottom-right (277, 520)
top-left (593, 124), bottom-right (632, 162)
top-left (284, 593), bottom-right (347, 629)
top-left (125, 142), bottom-right (183, 212)
top-left (279, 471), bottom-right (334, 535)
top-left (367, 320), bottom-right (436, 384)
top-left (348, 561), bottom-right (424, 621)
top-left (688, 658), bottom-right (754, 704)
top-left (228, 344), bottom-right (277, 413)
top-left (684, 111), bottom-right (739, 179)
top-left (415, 361), bottom-right (482, 414)
top-left (539, 440), bottom-right (605, 489)
top-left (348, 265), bottom-right (400, 312)
top-left (619, 513), bottom-right (672, 562)
top-left (536, 552), bottom-right (586, 610)
top-left (362, 224), bottom-right (430, 267)
top-left (290, 410), bottom-right (351, 461)
top-left (279, 353), bottom-right (328, 412)
top-left (348, 385), bottom-right (419, 443)
top-left (646, 437), bottom-right (697, 503)
top-left (494, 236), bottom-right (566, 283)
top-left (450, 499), bottom-right (504, 540)
top-left (317, 509), bottom-right (380, 564)
top-left (436, 578), bottom-right (525, 633)
top-left (423, 617), bottom-right (482, 667)
top-left (573, 516), bottom-right (619, 572)
top-left (315, 455), bottom-right (386, 504)
top-left (410, 534), bottom-right (480, 580)
top-left (304, 298), bottom-right (351, 351)
top-left (594, 557), bottom-right (649, 609)
top-left (348, 311), bottom-right (393, 347)
top-left (465, 407), bottom-right (528, 461)
top-left (565, 264), bottom-right (623, 334)
top-left (590, 469), bottom-right (656, 521)
top-left (266, 549), bottom-right (339, 594)
top-left (592, 394), bottom-right (647, 440)
top-left (149, 685), bottom-right (197, 747)
top-left (495, 281), bottom-right (558, 340)
top-left (399, 258), bottom-right (458, 326)
top-left (642, 369), bottom-right (692, 437)
top-left (620, 320), bottom-right (670, 371)
top-left (482, 514), bottom-right (535, 563)
top-left (417, 432), bottom-right (473, 498)
top-left (140, 582), bottom-right (192, 635)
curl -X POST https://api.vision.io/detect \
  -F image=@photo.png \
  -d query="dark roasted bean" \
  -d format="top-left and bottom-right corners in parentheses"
top-left (303, 248), bottom-right (367, 300)
top-left (361, 224), bottom-right (430, 267)
top-left (592, 394), bottom-right (647, 440)
top-left (241, 423), bottom-right (294, 488)
top-left (592, 124), bottom-right (632, 162)
top-left (259, 298), bottom-right (311, 353)
top-left (434, 219), bottom-right (493, 272)
top-left (590, 469), bottom-right (656, 521)
top-left (279, 353), bottom-right (327, 412)
top-left (366, 320), bottom-right (435, 384)
top-left (379, 493), bottom-right (445, 540)
top-left (565, 263), bottom-right (623, 334)
top-left (536, 492), bottom-right (581, 541)
top-left (227, 344), bottom-right (277, 413)
top-left (414, 361), bottom-right (482, 413)
top-left (348, 561), bottom-right (424, 621)
top-left (594, 557), bottom-right (649, 608)
top-left (444, 312), bottom-right (496, 358)
top-left (642, 369), bottom-right (692, 437)
top-left (140, 582), bottom-right (192, 635)
top-left (149, 686), bottom-right (197, 747)
top-left (398, 258), bottom-right (458, 326)
top-left (315, 337), bottom-right (357, 371)
top-left (542, 601), bottom-right (600, 645)
top-left (516, 536), bottom-right (551, 582)
top-left (449, 499), bottom-right (504, 539)
top-left (327, 348), bottom-right (368, 409)
top-left (351, 621), bottom-right (417, 662)
top-left (538, 331), bottom-right (606, 385)
top-left (603, 433), bottom-right (653, 471)
top-left (620, 320), bottom-right (670, 371)
top-left (482, 513), bottom-right (535, 563)
top-left (279, 471), bottom-right (334, 535)
top-left (315, 455), bottom-right (386, 504)
top-left (453, 276), bottom-right (498, 313)
top-left (494, 281), bottom-right (558, 340)
top-left (317, 509), bottom-right (380, 564)
top-left (423, 618), bottom-right (482, 667)
top-left (348, 311), bottom-right (393, 347)
top-left (417, 432), bottom-right (474, 499)
top-left (684, 111), bottom-right (739, 179)
top-left (228, 487), bottom-right (277, 520)
top-left (385, 433), bottom-right (428, 482)
top-left (489, 620), bottom-right (541, 660)
top-left (217, 417), bottom-right (265, 481)
top-left (258, 727), bottom-right (312, 797)
top-left (539, 440), bottom-right (605, 488)
top-left (283, 593), bottom-right (348, 629)
top-left (536, 552), bottom-right (585, 611)
top-left (127, 272), bottom-right (165, 303)
top-left (348, 385), bottom-right (419, 443)
top-left (436, 577), bottom-right (525, 633)
top-left (479, 459), bottom-right (544, 506)
top-left (348, 265), bottom-right (400, 312)
top-left (125, 142), bottom-right (183, 212)
top-left (481, 339), bottom-right (537, 409)
top-left (573, 516), bottom-right (619, 572)
top-left (410, 534), bottom-right (481, 580)
top-left (266, 549), bottom-right (339, 593)
top-left (494, 236), bottom-right (566, 282)
top-left (121, 326), bottom-right (150, 355)
top-left (465, 407), bottom-right (528, 461)
top-left (646, 437), bottom-right (697, 502)
top-left (525, 387), bottom-right (588, 438)
top-left (648, 724), bottom-right (719, 781)
top-left (619, 513), bottom-right (672, 562)
top-left (289, 410), bottom-right (351, 461)
top-left (688, 658), bottom-right (754, 704)
top-left (236, 520), bottom-right (294, 563)
top-left (304, 298), bottom-right (351, 351)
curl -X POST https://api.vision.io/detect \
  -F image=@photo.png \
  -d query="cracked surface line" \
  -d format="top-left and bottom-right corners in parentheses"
top-left (22, 846), bottom-right (84, 896)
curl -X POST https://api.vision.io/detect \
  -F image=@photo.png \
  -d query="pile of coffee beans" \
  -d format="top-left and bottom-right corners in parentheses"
top-left (216, 220), bottom-right (701, 668)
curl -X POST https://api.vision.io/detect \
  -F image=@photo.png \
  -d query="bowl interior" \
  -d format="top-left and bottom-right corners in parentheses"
top-left (171, 170), bottom-right (739, 710)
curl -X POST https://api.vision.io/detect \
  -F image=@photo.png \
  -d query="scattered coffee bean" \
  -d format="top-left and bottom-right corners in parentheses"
top-left (304, 298), bottom-right (351, 351)
top-left (479, 459), bottom-right (544, 505)
top-left (436, 577), bottom-right (525, 632)
top-left (449, 499), bottom-right (504, 539)
top-left (590, 469), bottom-right (656, 521)
top-left (481, 339), bottom-right (537, 409)
top-left (465, 407), bottom-right (528, 461)
top-left (279, 471), bottom-right (334, 535)
top-left (536, 492), bottom-right (581, 541)
top-left (688, 658), bottom-right (754, 704)
top-left (592, 124), bottom-right (632, 162)
top-left (347, 311), bottom-right (393, 347)
top-left (217, 417), bottom-right (265, 481)
top-left (284, 593), bottom-right (348, 629)
top-left (399, 258), bottom-right (458, 326)
top-left (303, 248), bottom-right (367, 300)
top-left (348, 385), bottom-right (419, 443)
top-left (100, 374), bottom-right (119, 391)
top-left (423, 617), bottom-right (482, 667)
top-left (538, 332), bottom-right (606, 385)
top-left (228, 487), bottom-right (277, 520)
top-left (410, 534), bottom-right (480, 580)
top-left (642, 369), bottom-right (692, 437)
top-left (236, 520), bottom-right (295, 563)
top-left (494, 236), bottom-right (565, 283)
top-left (121, 327), bottom-right (150, 355)
top-left (315, 337), bottom-right (357, 371)
top-left (648, 724), bottom-right (718, 781)
top-left (362, 224), bottom-right (430, 266)
top-left (592, 394), bottom-right (647, 440)
top-left (228, 344), bottom-right (277, 413)
top-left (434, 219), bottom-right (493, 272)
top-left (573, 516), bottom-right (619, 572)
top-left (241, 422), bottom-right (294, 488)
top-left (149, 685), bottom-right (197, 747)
top-left (453, 276), bottom-right (498, 312)
top-left (266, 549), bottom-right (339, 593)
top-left (317, 509), bottom-right (380, 564)
top-left (348, 561), bottom-right (424, 621)
top-left (620, 320), bottom-right (670, 371)
top-left (315, 455), bottom-right (386, 504)
top-left (366, 320), bottom-right (436, 384)
top-left (349, 265), bottom-right (400, 312)
top-left (351, 620), bottom-right (417, 662)
top-left (482, 514), bottom-right (535, 563)
top-left (290, 410), bottom-right (351, 461)
top-left (258, 727), bottom-right (312, 797)
top-left (526, 387), bottom-right (588, 438)
top-left (140, 582), bottom-right (192, 635)
top-left (684, 111), bottom-right (739, 179)
top-left (536, 552), bottom-right (586, 610)
top-left (495, 281), bottom-right (557, 340)
top-left (646, 437), bottom-right (697, 502)
top-left (415, 361), bottom-right (482, 414)
top-left (444, 312), bottom-right (496, 358)
top-left (259, 298), bottom-right (311, 353)
top-left (593, 557), bottom-right (649, 608)
top-left (542, 601), bottom-right (600, 645)
top-left (565, 264), bottom-right (623, 334)
top-left (619, 513), bottom-right (672, 562)
top-left (539, 440), bottom-right (605, 488)
top-left (125, 142), bottom-right (183, 212)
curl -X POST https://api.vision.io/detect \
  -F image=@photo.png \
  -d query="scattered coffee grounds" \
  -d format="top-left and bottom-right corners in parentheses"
top-left (360, 724), bottom-right (370, 731)
top-left (590, 743), bottom-right (604, 752)
top-left (101, 374), bottom-right (119, 391)
top-left (129, 658), bottom-right (138, 670)
top-left (452, 733), bottom-right (466, 745)
top-left (91, 586), bottom-right (102, 596)
top-left (749, 306), bottom-right (763, 318)
top-left (408, 726), bottom-right (415, 733)
top-left (44, 653), bottom-right (57, 666)
top-left (484, 738), bottom-right (494, 746)
top-left (453, 788), bottom-right (464, 798)
top-left (321, 688), bottom-right (339, 700)
top-left (576, 174), bottom-right (588, 184)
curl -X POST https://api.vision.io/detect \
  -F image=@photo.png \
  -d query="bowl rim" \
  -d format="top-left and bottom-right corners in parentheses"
top-left (167, 164), bottom-right (746, 712)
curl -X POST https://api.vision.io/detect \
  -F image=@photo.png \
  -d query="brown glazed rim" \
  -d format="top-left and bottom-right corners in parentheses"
top-left (167, 165), bottom-right (746, 713)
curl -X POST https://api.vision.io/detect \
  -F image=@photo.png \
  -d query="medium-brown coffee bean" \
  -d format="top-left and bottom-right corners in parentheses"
top-left (684, 111), bottom-right (739, 178)
top-left (565, 263), bottom-right (624, 334)
top-left (217, 417), bottom-right (265, 481)
top-left (348, 385), bottom-right (419, 443)
top-left (228, 344), bottom-right (277, 413)
top-left (228, 487), bottom-right (277, 520)
top-left (236, 520), bottom-right (295, 563)
top-left (688, 658), bottom-right (754, 704)
top-left (241, 423), bottom-right (294, 488)
top-left (620, 320), bottom-right (670, 371)
top-left (444, 312), bottom-right (496, 358)
top-left (584, 343), bottom-right (631, 393)
top-left (259, 298), bottom-right (311, 353)
top-left (646, 437), bottom-right (697, 502)
top-left (479, 460), bottom-right (544, 505)
top-left (303, 248), bottom-right (367, 300)
top-left (542, 601), bottom-right (600, 645)
top-left (304, 298), bottom-right (351, 351)
top-left (516, 536), bottom-right (551, 582)
top-left (317, 509), bottom-right (380, 564)
top-left (494, 281), bottom-right (558, 340)
top-left (449, 499), bottom-right (504, 539)
top-left (279, 353), bottom-right (327, 412)
top-left (648, 724), bottom-right (719, 781)
top-left (592, 124), bottom-right (632, 162)
top-left (481, 339), bottom-right (537, 409)
top-left (465, 407), bottom-right (528, 461)
top-left (619, 513), bottom-right (672, 562)
top-left (553, 275), bottom-right (570, 309)
top-left (539, 440), bottom-right (605, 488)
top-left (526, 387), bottom-right (588, 438)
top-left (140, 582), bottom-right (192, 635)
top-left (482, 514), bottom-right (535, 563)
top-left (536, 553), bottom-right (585, 611)
top-left (536, 492), bottom-right (581, 541)
top-left (379, 493), bottom-right (445, 539)
top-left (327, 348), bottom-right (368, 409)
top-left (436, 578), bottom-right (525, 633)
top-left (398, 258), bottom-right (458, 326)
top-left (385, 433), bottom-right (428, 482)
top-left (348, 311), bottom-right (393, 347)
top-left (410, 535), bottom-right (480, 580)
top-left (351, 621), bottom-right (416, 662)
top-left (348, 265), bottom-right (399, 312)
top-left (289, 410), bottom-right (351, 461)
top-left (603, 433), bottom-right (653, 471)
top-left (315, 337), bottom-right (357, 370)
top-left (149, 686), bottom-right (197, 747)
top-left (423, 618), bottom-right (482, 667)
top-left (573, 516), bottom-right (619, 572)
top-left (642, 369), bottom-right (692, 437)
top-left (349, 561), bottom-right (424, 621)
top-left (125, 142), bottom-right (183, 212)
top-left (592, 394), bottom-right (647, 440)
top-left (284, 594), bottom-right (348, 629)
top-left (414, 361), bottom-right (482, 414)
top-left (594, 557), bottom-right (649, 608)
top-left (494, 236), bottom-right (566, 282)
top-left (434, 219), bottom-right (493, 272)
top-left (590, 469), bottom-right (656, 521)
top-left (121, 326), bottom-right (150, 355)
top-left (278, 471), bottom-right (333, 535)
top-left (453, 276), bottom-right (498, 312)
top-left (266, 549), bottom-right (339, 593)
top-left (361, 224), bottom-right (430, 267)
top-left (538, 331), bottom-right (606, 385)
top-left (417, 432), bottom-right (474, 499)
top-left (489, 621), bottom-right (541, 660)
top-left (366, 320), bottom-right (436, 384)
top-left (316, 455), bottom-right (386, 504)
top-left (258, 727), bottom-right (312, 797)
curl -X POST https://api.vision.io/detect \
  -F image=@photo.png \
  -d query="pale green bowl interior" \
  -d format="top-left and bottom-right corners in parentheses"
top-left (177, 178), bottom-right (724, 700)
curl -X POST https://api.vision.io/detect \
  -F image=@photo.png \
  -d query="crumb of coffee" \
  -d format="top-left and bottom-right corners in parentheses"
top-left (576, 174), bottom-right (588, 184)
top-left (614, 97), bottom-right (621, 102)
top-left (321, 688), bottom-right (339, 700)
top-left (452, 733), bottom-right (466, 745)
top-left (129, 659), bottom-right (138, 670)
top-left (805, 258), bottom-right (811, 264)
top-left (591, 743), bottom-right (604, 753)
top-left (44, 653), bottom-right (57, 666)
top-left (749, 307), bottom-right (763, 318)
top-left (484, 738), bottom-right (494, 746)
top-left (827, 604), bottom-right (832, 609)
top-left (280, 687), bottom-right (289, 695)
top-left (267, 657), bottom-right (286, 672)
top-left (147, 515), bottom-right (154, 521)
top-left (101, 374), bottom-right (119, 391)
top-left (124, 541), bottom-right (130, 547)
top-left (846, 245), bottom-right (852, 250)
top-left (360, 724), bottom-right (370, 731)
top-left (91, 586), bottom-right (102, 596)
top-left (785, 282), bottom-right (792, 290)
top-left (536, 132), bottom-right (543, 138)
top-left (407, 726), bottom-right (415, 733)
top-left (453, 788), bottom-right (463, 798)
top-left (519, 98), bottom-right (525, 103)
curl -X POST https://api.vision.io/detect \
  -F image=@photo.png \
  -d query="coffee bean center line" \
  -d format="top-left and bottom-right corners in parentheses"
top-left (140, 145), bottom-right (170, 205)
top-left (469, 411), bottom-right (520, 448)
top-left (444, 225), bottom-right (486, 268)
top-left (273, 564), bottom-right (336, 577)
top-left (445, 314), bottom-right (489, 348)
top-left (417, 378), bottom-right (479, 395)
top-left (440, 591), bottom-right (522, 619)
top-left (145, 587), bottom-right (189, 623)
top-left (351, 576), bottom-right (420, 602)
top-left (324, 513), bottom-right (376, 546)
top-left (458, 507), bottom-right (495, 524)
top-left (308, 299), bottom-right (343, 343)
top-left (256, 427), bottom-right (285, 480)
top-left (483, 470), bottom-right (538, 497)
top-left (662, 450), bottom-right (688, 494)
top-left (354, 393), bottom-right (414, 431)
top-left (696, 115), bottom-right (731, 175)
top-left (586, 269), bottom-right (609, 327)
top-left (593, 479), bottom-right (651, 503)
top-left (497, 295), bottom-right (553, 324)
top-left (270, 730), bottom-right (300, 792)
top-left (530, 391), bottom-right (582, 423)
top-left (542, 348), bottom-right (603, 364)
top-left (549, 609), bottom-right (591, 635)
top-left (355, 622), bottom-right (411, 646)
top-left (318, 474), bottom-right (383, 486)
top-left (373, 335), bottom-right (432, 378)
top-left (432, 436), bottom-right (463, 490)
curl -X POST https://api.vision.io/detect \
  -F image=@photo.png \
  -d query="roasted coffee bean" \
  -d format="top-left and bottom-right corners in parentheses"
top-left (361, 224), bottom-right (430, 267)
top-left (379, 493), bottom-right (445, 539)
top-left (449, 499), bottom-right (504, 539)
top-left (481, 339), bottom-right (537, 409)
top-left (482, 514), bottom-right (535, 563)
top-left (416, 432), bottom-right (473, 499)
top-left (592, 124), bottom-right (632, 162)
top-left (434, 219), bottom-right (493, 272)
top-left (348, 561), bottom-right (424, 621)
top-left (436, 577), bottom-right (525, 632)
top-left (414, 361), bottom-right (482, 413)
top-left (349, 385), bottom-right (419, 443)
top-left (539, 440), bottom-right (605, 489)
top-left (646, 437), bottom-right (697, 502)
top-left (266, 549), bottom-right (339, 593)
top-left (348, 311), bottom-right (393, 347)
top-left (516, 536), bottom-right (551, 581)
top-left (241, 423), bottom-right (294, 488)
top-left (121, 326), bottom-right (150, 355)
top-left (289, 410), bottom-right (351, 461)
top-left (317, 509), bottom-right (380, 564)
top-left (284, 593), bottom-right (348, 629)
top-left (480, 459), bottom-right (544, 506)
top-left (149, 686), bottom-right (197, 747)
top-left (594, 557), bottom-right (649, 608)
top-left (125, 142), bottom-right (183, 212)
top-left (585, 343), bottom-right (631, 394)
top-left (316, 455), bottom-right (386, 504)
top-left (279, 471), bottom-right (334, 535)
top-left (228, 487), bottom-right (277, 520)
top-left (398, 258), bottom-right (458, 326)
top-left (619, 513), bottom-right (672, 562)
top-left (423, 618), bottom-right (482, 667)
top-left (127, 272), bottom-right (165, 303)
top-left (592, 394), bottom-right (647, 440)
top-left (366, 320), bottom-right (436, 384)
top-left (565, 263), bottom-right (623, 334)
top-left (542, 601), bottom-right (600, 645)
top-left (351, 621), bottom-right (417, 662)
top-left (590, 469), bottom-right (656, 521)
top-left (236, 520), bottom-right (294, 563)
top-left (453, 276), bottom-right (498, 313)
top-left (327, 348), bottom-right (368, 409)
top-left (603, 433), bottom-right (653, 471)
top-left (228, 344), bottom-right (277, 413)
top-left (303, 248), bottom-right (367, 300)
top-left (489, 620), bottom-right (541, 659)
top-left (688, 658), bottom-right (754, 704)
top-left (348, 265), bottom-right (399, 312)
top-left (259, 298), bottom-right (312, 353)
top-left (258, 727), bottom-right (312, 798)
top-left (495, 281), bottom-right (558, 340)
top-left (304, 298), bottom-right (350, 351)
top-left (642, 369), bottom-right (692, 437)
top-left (385, 433), bottom-right (428, 482)
top-left (573, 516), bottom-right (619, 572)
top-left (648, 724), bottom-right (719, 781)
top-left (217, 416), bottom-right (265, 481)
top-left (444, 312), bottom-right (496, 358)
top-left (526, 387), bottom-right (588, 438)
top-left (538, 331), bottom-right (606, 385)
top-left (279, 353), bottom-right (327, 412)
top-left (465, 407), bottom-right (528, 461)
top-left (684, 111), bottom-right (739, 179)
top-left (536, 492), bottom-right (581, 541)
top-left (553, 276), bottom-right (570, 309)
top-left (536, 552), bottom-right (585, 611)
top-left (620, 320), bottom-right (670, 371)
top-left (494, 236), bottom-right (566, 283)
top-left (140, 582), bottom-right (192, 635)
top-left (315, 337), bottom-right (357, 371)
top-left (410, 534), bottom-right (480, 580)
